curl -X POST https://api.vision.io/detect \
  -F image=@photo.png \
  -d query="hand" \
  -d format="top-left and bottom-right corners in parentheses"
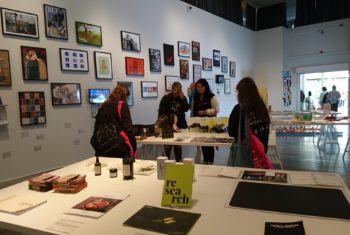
top-left (179, 91), bottom-right (185, 99)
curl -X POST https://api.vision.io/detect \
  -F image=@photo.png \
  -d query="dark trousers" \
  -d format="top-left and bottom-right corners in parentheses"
top-left (331, 102), bottom-right (338, 112)
top-left (201, 146), bottom-right (214, 163)
top-left (164, 145), bottom-right (182, 162)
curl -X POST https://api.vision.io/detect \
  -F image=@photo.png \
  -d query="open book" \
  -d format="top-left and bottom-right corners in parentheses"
top-left (0, 194), bottom-right (47, 215)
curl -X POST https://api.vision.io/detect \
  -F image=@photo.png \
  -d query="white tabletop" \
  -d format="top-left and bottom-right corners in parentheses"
top-left (0, 157), bottom-right (349, 235)
top-left (271, 118), bottom-right (350, 126)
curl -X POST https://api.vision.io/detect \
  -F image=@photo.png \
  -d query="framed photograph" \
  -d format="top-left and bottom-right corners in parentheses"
top-left (213, 50), bottom-right (220, 67)
top-left (178, 41), bottom-right (190, 57)
top-left (224, 79), bottom-right (231, 94)
top-left (44, 4), bottom-right (68, 40)
top-left (125, 57), bottom-right (144, 76)
top-left (205, 78), bottom-right (214, 91)
top-left (0, 50), bottom-right (12, 86)
top-left (60, 48), bottom-right (89, 72)
top-left (117, 81), bottom-right (134, 106)
top-left (121, 31), bottom-right (141, 52)
top-left (94, 51), bottom-right (113, 79)
top-left (221, 56), bottom-right (228, 73)
top-left (193, 64), bottom-right (201, 83)
top-left (1, 8), bottom-right (39, 39)
top-left (141, 81), bottom-right (158, 98)
top-left (76, 22), bottom-right (102, 46)
top-left (149, 48), bottom-right (161, 72)
top-left (202, 57), bottom-right (212, 71)
top-left (179, 59), bottom-right (189, 79)
top-left (230, 61), bottom-right (236, 77)
top-left (163, 44), bottom-right (174, 66)
top-left (21, 46), bottom-right (48, 81)
top-left (192, 41), bottom-right (200, 61)
top-left (165, 75), bottom-right (179, 92)
top-left (18, 91), bottom-right (46, 126)
top-left (51, 83), bottom-right (82, 105)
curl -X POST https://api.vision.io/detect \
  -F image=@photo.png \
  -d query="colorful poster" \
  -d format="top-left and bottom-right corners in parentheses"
top-left (283, 71), bottom-right (292, 107)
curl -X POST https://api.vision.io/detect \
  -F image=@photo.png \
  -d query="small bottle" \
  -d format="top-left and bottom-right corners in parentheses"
top-left (94, 156), bottom-right (101, 176)
top-left (109, 168), bottom-right (118, 178)
top-left (123, 156), bottom-right (134, 180)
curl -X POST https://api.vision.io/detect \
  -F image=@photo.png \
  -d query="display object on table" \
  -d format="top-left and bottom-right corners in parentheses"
top-left (265, 221), bottom-right (305, 235)
top-left (109, 168), bottom-right (118, 178)
top-left (0, 195), bottom-right (47, 215)
top-left (53, 174), bottom-right (87, 193)
top-left (157, 156), bottom-right (167, 180)
top-left (94, 156), bottom-right (101, 176)
top-left (123, 157), bottom-right (134, 180)
top-left (28, 173), bottom-right (60, 192)
top-left (188, 117), bottom-right (229, 133)
top-left (241, 171), bottom-right (288, 183)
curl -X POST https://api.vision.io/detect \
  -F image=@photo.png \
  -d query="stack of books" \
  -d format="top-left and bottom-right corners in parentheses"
top-left (28, 173), bottom-right (60, 192)
top-left (53, 174), bottom-right (87, 193)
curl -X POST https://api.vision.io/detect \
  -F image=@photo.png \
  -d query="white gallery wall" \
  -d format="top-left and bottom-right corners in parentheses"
top-left (0, 0), bottom-right (256, 183)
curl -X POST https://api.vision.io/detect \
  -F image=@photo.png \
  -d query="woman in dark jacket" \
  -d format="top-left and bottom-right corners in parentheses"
top-left (93, 85), bottom-right (137, 157)
top-left (228, 77), bottom-right (270, 153)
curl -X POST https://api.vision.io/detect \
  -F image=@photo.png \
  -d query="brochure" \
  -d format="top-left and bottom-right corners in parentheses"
top-left (0, 194), bottom-right (47, 215)
top-left (242, 171), bottom-right (288, 183)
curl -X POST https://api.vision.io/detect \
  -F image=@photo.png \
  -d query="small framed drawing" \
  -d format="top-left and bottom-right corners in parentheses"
top-left (149, 48), bottom-right (161, 72)
top-left (0, 50), bottom-right (12, 86)
top-left (163, 44), bottom-right (174, 66)
top-left (44, 4), bottom-right (68, 40)
top-left (51, 83), bottom-right (82, 105)
top-left (18, 91), bottom-right (46, 126)
top-left (1, 8), bottom-right (39, 39)
top-left (221, 56), bottom-right (228, 73)
top-left (60, 48), bottom-right (89, 72)
top-left (121, 31), bottom-right (141, 52)
top-left (193, 64), bottom-right (201, 82)
top-left (213, 50), bottom-right (220, 67)
top-left (21, 46), bottom-right (48, 81)
top-left (141, 81), bottom-right (158, 98)
top-left (117, 81), bottom-right (134, 106)
top-left (94, 51), bottom-right (113, 79)
top-left (76, 22), bottom-right (102, 46)
top-left (178, 41), bottom-right (190, 57)
top-left (224, 79), bottom-right (231, 94)
top-left (202, 57), bottom-right (212, 71)
top-left (230, 61), bottom-right (236, 77)
top-left (165, 75), bottom-right (179, 92)
top-left (125, 57), bottom-right (144, 76)
top-left (192, 41), bottom-right (200, 61)
top-left (205, 78), bottom-right (214, 91)
top-left (179, 59), bottom-right (189, 79)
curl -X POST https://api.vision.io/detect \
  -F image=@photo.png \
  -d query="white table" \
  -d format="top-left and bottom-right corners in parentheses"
top-left (0, 157), bottom-right (349, 235)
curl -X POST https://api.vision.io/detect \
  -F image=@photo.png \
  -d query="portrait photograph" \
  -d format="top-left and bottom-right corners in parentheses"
top-left (94, 51), bottom-right (113, 79)
top-left (44, 4), bottom-right (68, 40)
top-left (51, 83), bottom-right (82, 105)
top-left (0, 50), bottom-right (12, 86)
top-left (121, 31), bottom-right (141, 52)
top-left (179, 59), bottom-right (189, 79)
top-left (21, 46), bottom-right (48, 81)
top-left (202, 57), bottom-right (212, 71)
top-left (76, 22), bottom-right (102, 46)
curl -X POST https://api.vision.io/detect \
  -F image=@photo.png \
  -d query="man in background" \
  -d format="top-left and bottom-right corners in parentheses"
top-left (327, 85), bottom-right (341, 112)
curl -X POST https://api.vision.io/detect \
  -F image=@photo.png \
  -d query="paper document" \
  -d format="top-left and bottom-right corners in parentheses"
top-left (290, 173), bottom-right (343, 187)
top-left (199, 167), bottom-right (223, 177)
top-left (218, 168), bottom-right (241, 178)
top-left (46, 219), bottom-right (85, 234)
top-left (0, 194), bottom-right (47, 215)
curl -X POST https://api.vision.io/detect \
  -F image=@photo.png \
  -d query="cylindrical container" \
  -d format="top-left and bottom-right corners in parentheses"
top-left (123, 157), bottom-right (134, 180)
top-left (157, 156), bottom-right (167, 180)
top-left (94, 156), bottom-right (101, 176)
top-left (109, 168), bottom-right (118, 178)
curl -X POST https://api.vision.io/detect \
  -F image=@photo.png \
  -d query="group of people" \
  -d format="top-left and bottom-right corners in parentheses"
top-left (92, 77), bottom-right (271, 165)
top-left (319, 85), bottom-right (341, 111)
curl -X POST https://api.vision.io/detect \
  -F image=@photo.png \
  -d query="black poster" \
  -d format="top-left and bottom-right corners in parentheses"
top-left (163, 44), bottom-right (174, 66)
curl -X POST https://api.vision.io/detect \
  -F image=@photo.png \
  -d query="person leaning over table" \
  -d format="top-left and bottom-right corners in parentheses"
top-left (228, 77), bottom-right (270, 153)
top-left (158, 82), bottom-right (190, 162)
top-left (92, 85), bottom-right (137, 158)
top-left (191, 78), bottom-right (220, 165)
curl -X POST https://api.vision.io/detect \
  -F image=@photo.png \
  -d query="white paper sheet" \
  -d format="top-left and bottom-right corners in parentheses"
top-left (218, 168), bottom-right (241, 178)
top-left (0, 194), bottom-right (47, 215)
top-left (46, 219), bottom-right (85, 234)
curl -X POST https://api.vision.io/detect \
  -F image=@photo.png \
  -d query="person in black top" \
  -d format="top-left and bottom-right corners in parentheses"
top-left (93, 85), bottom-right (137, 157)
top-left (158, 82), bottom-right (189, 161)
top-left (228, 77), bottom-right (270, 153)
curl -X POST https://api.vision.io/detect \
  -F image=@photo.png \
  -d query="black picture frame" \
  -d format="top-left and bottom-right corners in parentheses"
top-left (213, 50), bottom-right (220, 67)
top-left (141, 81), bottom-right (158, 98)
top-left (179, 59), bottom-right (189, 79)
top-left (178, 41), bottom-right (190, 58)
top-left (76, 21), bottom-right (102, 46)
top-left (21, 46), bottom-right (48, 81)
top-left (121, 31), bottom-right (141, 52)
top-left (0, 49), bottom-right (12, 86)
top-left (51, 83), bottom-right (82, 105)
top-left (125, 57), bottom-right (144, 76)
top-left (192, 41), bottom-right (200, 61)
top-left (163, 44), bottom-right (174, 66)
top-left (149, 48), bottom-right (161, 72)
top-left (43, 4), bottom-right (68, 40)
top-left (18, 91), bottom-right (46, 126)
top-left (94, 51), bottom-right (113, 79)
top-left (117, 81), bottom-right (134, 106)
top-left (193, 64), bottom-right (201, 82)
top-left (59, 48), bottom-right (89, 72)
top-left (230, 61), bottom-right (236, 77)
top-left (221, 56), bottom-right (228, 73)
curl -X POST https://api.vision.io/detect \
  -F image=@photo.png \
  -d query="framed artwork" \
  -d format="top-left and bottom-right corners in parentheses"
top-left (117, 81), bottom-right (134, 106)
top-left (149, 48), bottom-right (161, 72)
top-left (230, 61), bottom-right (236, 77)
top-left (76, 22), bottom-right (102, 46)
top-left (141, 81), bottom-right (158, 98)
top-left (221, 56), bottom-right (228, 73)
top-left (1, 8), bottom-right (39, 39)
top-left (44, 4), bottom-right (68, 40)
top-left (192, 41), bottom-right (200, 61)
top-left (179, 59), bottom-right (189, 79)
top-left (94, 51), bottom-right (113, 79)
top-left (0, 50), bottom-right (12, 86)
top-left (165, 75), bottom-right (179, 92)
top-left (178, 41), bottom-right (190, 57)
top-left (163, 44), bottom-right (174, 66)
top-left (213, 50), bottom-right (220, 67)
top-left (51, 83), bottom-right (82, 105)
top-left (202, 57), bottom-right (212, 71)
top-left (224, 79), bottom-right (231, 94)
top-left (60, 48), bottom-right (89, 72)
top-left (18, 91), bottom-right (46, 126)
top-left (193, 64), bottom-right (201, 83)
top-left (125, 57), bottom-right (144, 76)
top-left (21, 46), bottom-right (48, 81)
top-left (205, 78), bottom-right (214, 91)
top-left (121, 31), bottom-right (141, 52)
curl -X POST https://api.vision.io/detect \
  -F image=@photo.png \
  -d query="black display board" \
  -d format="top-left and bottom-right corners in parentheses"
top-left (230, 181), bottom-right (350, 220)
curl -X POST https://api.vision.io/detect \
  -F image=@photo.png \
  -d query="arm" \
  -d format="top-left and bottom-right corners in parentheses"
top-left (120, 102), bottom-right (137, 153)
top-left (158, 95), bottom-right (169, 117)
top-left (179, 95), bottom-right (190, 113)
top-left (228, 105), bottom-right (240, 139)
top-left (205, 96), bottom-right (220, 116)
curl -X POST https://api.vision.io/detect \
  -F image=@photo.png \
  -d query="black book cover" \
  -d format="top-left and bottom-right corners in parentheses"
top-left (123, 205), bottom-right (201, 235)
top-left (265, 221), bottom-right (305, 235)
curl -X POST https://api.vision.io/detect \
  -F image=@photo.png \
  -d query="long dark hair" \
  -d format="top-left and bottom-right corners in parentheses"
top-left (194, 78), bottom-right (214, 101)
top-left (236, 77), bottom-right (270, 122)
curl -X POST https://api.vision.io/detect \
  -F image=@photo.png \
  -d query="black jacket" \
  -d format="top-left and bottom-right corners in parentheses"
top-left (158, 93), bottom-right (189, 128)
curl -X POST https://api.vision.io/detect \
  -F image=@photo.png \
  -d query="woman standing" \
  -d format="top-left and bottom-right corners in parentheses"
top-left (192, 79), bottom-right (220, 164)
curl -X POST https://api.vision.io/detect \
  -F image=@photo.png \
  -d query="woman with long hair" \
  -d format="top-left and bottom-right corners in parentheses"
top-left (228, 77), bottom-right (270, 152)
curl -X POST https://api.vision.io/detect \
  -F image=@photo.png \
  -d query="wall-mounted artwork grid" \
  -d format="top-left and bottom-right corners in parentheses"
top-left (60, 48), bottom-right (89, 72)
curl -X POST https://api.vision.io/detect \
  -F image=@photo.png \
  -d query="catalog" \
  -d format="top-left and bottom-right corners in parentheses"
top-left (290, 173), bottom-right (343, 187)
top-left (0, 194), bottom-right (47, 215)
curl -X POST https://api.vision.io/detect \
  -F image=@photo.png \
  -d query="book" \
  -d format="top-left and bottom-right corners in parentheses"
top-left (242, 171), bottom-right (288, 183)
top-left (53, 174), bottom-right (87, 193)
top-left (28, 173), bottom-right (59, 192)
top-left (265, 221), bottom-right (305, 235)
top-left (0, 194), bottom-right (47, 215)
top-left (123, 205), bottom-right (201, 235)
